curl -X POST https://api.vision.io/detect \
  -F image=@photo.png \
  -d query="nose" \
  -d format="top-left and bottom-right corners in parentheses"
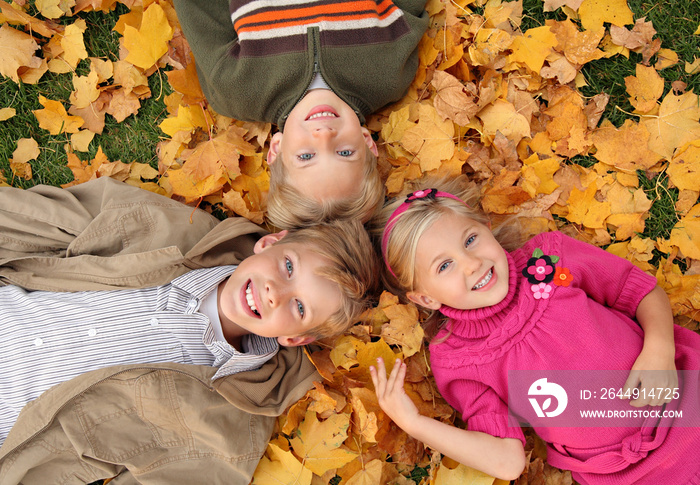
top-left (265, 279), bottom-right (290, 307)
top-left (312, 126), bottom-right (336, 139)
top-left (457, 252), bottom-right (481, 275)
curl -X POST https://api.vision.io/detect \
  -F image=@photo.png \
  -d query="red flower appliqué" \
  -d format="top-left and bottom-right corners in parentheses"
top-left (553, 267), bottom-right (573, 287)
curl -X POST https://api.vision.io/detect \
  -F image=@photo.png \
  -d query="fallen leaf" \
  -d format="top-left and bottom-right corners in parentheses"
top-left (578, 0), bottom-right (633, 32)
top-left (33, 95), bottom-right (84, 135)
top-left (289, 411), bottom-right (356, 476)
top-left (0, 24), bottom-right (42, 82)
top-left (641, 91), bottom-right (700, 161)
top-left (123, 3), bottom-right (173, 70)
top-left (625, 64), bottom-right (664, 113)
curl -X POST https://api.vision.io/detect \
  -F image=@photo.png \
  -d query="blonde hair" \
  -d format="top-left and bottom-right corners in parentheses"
top-left (369, 176), bottom-right (522, 301)
top-left (266, 146), bottom-right (385, 229)
top-left (280, 218), bottom-right (381, 339)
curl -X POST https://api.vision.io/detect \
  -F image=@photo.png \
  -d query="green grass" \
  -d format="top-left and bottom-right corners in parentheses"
top-left (0, 4), bottom-right (168, 188)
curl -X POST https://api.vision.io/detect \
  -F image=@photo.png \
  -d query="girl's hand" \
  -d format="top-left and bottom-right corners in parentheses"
top-left (369, 357), bottom-right (420, 432)
top-left (623, 348), bottom-right (678, 407)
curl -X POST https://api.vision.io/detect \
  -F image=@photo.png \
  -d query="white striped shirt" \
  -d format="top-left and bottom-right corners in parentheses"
top-left (0, 266), bottom-right (279, 445)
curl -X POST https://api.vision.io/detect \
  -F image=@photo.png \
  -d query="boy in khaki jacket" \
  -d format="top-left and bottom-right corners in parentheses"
top-left (0, 178), bottom-right (379, 484)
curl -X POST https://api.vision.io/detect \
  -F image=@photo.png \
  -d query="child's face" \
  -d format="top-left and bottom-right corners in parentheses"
top-left (217, 232), bottom-right (342, 346)
top-left (406, 211), bottom-right (510, 311)
top-left (267, 89), bottom-right (378, 202)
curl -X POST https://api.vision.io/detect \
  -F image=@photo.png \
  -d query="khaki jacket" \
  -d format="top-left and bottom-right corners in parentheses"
top-left (0, 178), bottom-right (320, 484)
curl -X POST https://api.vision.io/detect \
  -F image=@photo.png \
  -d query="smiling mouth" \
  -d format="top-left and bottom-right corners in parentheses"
top-left (245, 281), bottom-right (260, 317)
top-left (472, 268), bottom-right (493, 290)
top-left (306, 111), bottom-right (338, 120)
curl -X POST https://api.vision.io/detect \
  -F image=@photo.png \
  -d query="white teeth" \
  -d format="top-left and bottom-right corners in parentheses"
top-left (245, 282), bottom-right (260, 316)
top-left (307, 111), bottom-right (337, 120)
top-left (472, 268), bottom-right (493, 290)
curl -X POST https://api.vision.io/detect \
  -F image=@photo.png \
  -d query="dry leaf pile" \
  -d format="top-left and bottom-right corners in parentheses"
top-left (1, 0), bottom-right (700, 483)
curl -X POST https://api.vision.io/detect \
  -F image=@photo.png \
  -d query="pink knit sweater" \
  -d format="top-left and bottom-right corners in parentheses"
top-left (429, 232), bottom-right (700, 484)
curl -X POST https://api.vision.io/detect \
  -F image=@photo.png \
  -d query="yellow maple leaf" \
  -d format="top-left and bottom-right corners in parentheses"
top-left (344, 459), bottom-right (386, 485)
top-left (434, 460), bottom-right (498, 485)
top-left (566, 181), bottom-right (611, 229)
top-left (655, 259), bottom-right (700, 322)
top-left (251, 443), bottom-right (312, 485)
top-left (655, 48), bottom-right (679, 70)
top-left (0, 107), bottom-right (16, 121)
top-left (477, 99), bottom-right (531, 145)
top-left (592, 119), bottom-right (662, 171)
top-left (159, 105), bottom-right (209, 136)
top-left (167, 167), bottom-right (228, 203)
top-left (521, 154), bottom-right (560, 196)
top-left (625, 64), bottom-right (664, 113)
top-left (401, 103), bottom-right (455, 172)
top-left (641, 91), bottom-right (700, 161)
top-left (289, 411), bottom-right (357, 476)
top-left (380, 301), bottom-right (424, 358)
top-left (60, 19), bottom-right (88, 69)
top-left (578, 0), bottom-right (633, 32)
top-left (35, 0), bottom-right (74, 19)
top-left (123, 3), bottom-right (173, 70)
top-left (669, 140), bottom-right (700, 192)
top-left (0, 24), bottom-right (42, 82)
top-left (34, 95), bottom-right (84, 135)
top-left (506, 25), bottom-right (557, 74)
top-left (467, 28), bottom-right (513, 68)
top-left (0, 0), bottom-right (58, 37)
top-left (12, 137), bottom-right (40, 165)
top-left (667, 204), bottom-right (700, 260)
top-left (70, 70), bottom-right (100, 109)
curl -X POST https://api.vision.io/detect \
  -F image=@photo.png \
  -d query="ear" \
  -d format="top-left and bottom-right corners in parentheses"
top-left (253, 230), bottom-right (289, 253)
top-left (406, 290), bottom-right (442, 310)
top-left (267, 132), bottom-right (283, 165)
top-left (277, 334), bottom-right (316, 347)
top-left (361, 127), bottom-right (379, 157)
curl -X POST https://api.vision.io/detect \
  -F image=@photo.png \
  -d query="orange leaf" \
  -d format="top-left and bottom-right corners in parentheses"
top-left (625, 64), bottom-right (664, 113)
top-left (33, 95), bottom-right (84, 135)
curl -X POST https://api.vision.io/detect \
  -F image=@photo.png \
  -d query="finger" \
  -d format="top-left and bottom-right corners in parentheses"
top-left (386, 359), bottom-right (403, 391)
top-left (373, 358), bottom-right (387, 389)
top-left (621, 370), bottom-right (640, 400)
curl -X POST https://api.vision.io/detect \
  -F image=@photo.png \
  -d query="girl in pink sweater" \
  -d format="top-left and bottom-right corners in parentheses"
top-left (369, 180), bottom-right (700, 484)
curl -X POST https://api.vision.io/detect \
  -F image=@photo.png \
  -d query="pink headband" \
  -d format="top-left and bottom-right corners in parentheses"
top-left (381, 188), bottom-right (466, 279)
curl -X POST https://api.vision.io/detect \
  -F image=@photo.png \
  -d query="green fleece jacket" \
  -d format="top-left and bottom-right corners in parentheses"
top-left (174, 0), bottom-right (428, 128)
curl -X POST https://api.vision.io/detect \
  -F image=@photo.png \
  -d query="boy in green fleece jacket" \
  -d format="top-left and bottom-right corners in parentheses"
top-left (173, 0), bottom-right (429, 228)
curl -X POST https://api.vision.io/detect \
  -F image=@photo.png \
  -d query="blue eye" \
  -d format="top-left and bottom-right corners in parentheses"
top-left (438, 261), bottom-right (450, 273)
top-left (296, 300), bottom-right (305, 318)
top-left (465, 235), bottom-right (476, 247)
top-left (285, 258), bottom-right (293, 276)
top-left (337, 149), bottom-right (354, 157)
top-left (297, 153), bottom-right (314, 161)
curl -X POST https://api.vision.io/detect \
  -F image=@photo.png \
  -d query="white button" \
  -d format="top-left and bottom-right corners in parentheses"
top-left (88, 328), bottom-right (97, 337)
top-left (34, 337), bottom-right (43, 347)
top-left (187, 300), bottom-right (197, 310)
top-left (150, 317), bottom-right (159, 326)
